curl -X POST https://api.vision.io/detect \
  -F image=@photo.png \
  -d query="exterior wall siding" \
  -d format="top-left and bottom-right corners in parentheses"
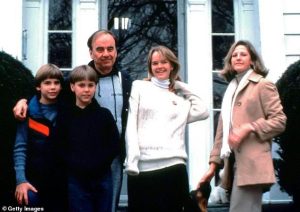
top-left (283, 0), bottom-right (300, 66)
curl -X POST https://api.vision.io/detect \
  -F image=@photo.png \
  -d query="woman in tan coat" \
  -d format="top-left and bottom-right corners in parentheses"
top-left (199, 40), bottom-right (286, 212)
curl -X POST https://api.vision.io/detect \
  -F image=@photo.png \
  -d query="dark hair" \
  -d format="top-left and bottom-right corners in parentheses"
top-left (221, 40), bottom-right (268, 82)
top-left (35, 63), bottom-right (63, 87)
top-left (147, 45), bottom-right (180, 89)
top-left (87, 29), bottom-right (118, 50)
top-left (69, 65), bottom-right (98, 84)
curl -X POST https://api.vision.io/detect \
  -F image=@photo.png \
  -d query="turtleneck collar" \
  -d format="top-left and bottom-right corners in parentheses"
top-left (236, 68), bottom-right (252, 83)
top-left (88, 60), bottom-right (118, 78)
top-left (151, 77), bottom-right (170, 89)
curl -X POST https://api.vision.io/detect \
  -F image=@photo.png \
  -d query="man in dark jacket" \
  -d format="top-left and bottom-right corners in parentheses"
top-left (86, 30), bottom-right (132, 212)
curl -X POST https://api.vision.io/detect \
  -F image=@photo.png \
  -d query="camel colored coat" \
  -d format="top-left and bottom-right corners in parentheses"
top-left (210, 72), bottom-right (286, 189)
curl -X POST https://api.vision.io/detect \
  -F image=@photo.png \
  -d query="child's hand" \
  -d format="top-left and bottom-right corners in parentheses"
top-left (15, 182), bottom-right (38, 205)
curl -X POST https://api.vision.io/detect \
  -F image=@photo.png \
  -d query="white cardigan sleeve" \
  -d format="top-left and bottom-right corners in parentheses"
top-left (125, 81), bottom-right (141, 175)
top-left (174, 81), bottom-right (209, 123)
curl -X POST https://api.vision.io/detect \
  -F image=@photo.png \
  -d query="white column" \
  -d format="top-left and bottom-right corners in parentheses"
top-left (23, 0), bottom-right (43, 75)
top-left (74, 0), bottom-right (99, 66)
top-left (235, 0), bottom-right (261, 51)
top-left (0, 0), bottom-right (23, 60)
top-left (186, 0), bottom-right (213, 190)
top-left (257, 0), bottom-right (286, 82)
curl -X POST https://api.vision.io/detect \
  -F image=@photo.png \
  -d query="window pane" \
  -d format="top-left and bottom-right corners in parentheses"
top-left (108, 0), bottom-right (177, 80)
top-left (212, 0), bottom-right (234, 33)
top-left (212, 36), bottom-right (234, 70)
top-left (213, 72), bottom-right (228, 109)
top-left (48, 33), bottom-right (72, 68)
top-left (49, 0), bottom-right (72, 30)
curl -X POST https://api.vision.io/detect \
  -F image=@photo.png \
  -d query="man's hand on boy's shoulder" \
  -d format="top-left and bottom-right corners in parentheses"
top-left (13, 99), bottom-right (28, 120)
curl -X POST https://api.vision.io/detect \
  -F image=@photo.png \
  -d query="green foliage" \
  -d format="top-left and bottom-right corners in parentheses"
top-left (0, 51), bottom-right (34, 105)
top-left (0, 51), bottom-right (35, 192)
top-left (275, 59), bottom-right (300, 197)
top-left (0, 50), bottom-right (35, 141)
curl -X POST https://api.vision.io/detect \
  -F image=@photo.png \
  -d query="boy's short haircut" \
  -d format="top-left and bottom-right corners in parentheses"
top-left (35, 63), bottom-right (63, 87)
top-left (69, 65), bottom-right (98, 84)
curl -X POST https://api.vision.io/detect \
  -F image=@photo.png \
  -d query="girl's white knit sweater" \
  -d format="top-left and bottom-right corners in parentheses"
top-left (125, 80), bottom-right (209, 175)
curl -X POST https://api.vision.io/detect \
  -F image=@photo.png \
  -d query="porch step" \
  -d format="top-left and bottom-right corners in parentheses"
top-left (117, 202), bottom-right (296, 212)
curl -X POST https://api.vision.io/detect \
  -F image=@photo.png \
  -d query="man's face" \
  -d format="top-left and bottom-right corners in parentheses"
top-left (89, 33), bottom-right (117, 75)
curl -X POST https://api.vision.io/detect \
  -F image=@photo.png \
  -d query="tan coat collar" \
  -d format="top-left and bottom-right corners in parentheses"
top-left (247, 71), bottom-right (263, 83)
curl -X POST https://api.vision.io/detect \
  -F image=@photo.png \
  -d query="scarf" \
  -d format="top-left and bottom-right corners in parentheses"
top-left (220, 69), bottom-right (253, 158)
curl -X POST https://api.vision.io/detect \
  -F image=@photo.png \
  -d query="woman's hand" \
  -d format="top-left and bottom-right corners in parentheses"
top-left (197, 163), bottom-right (217, 188)
top-left (229, 123), bottom-right (255, 149)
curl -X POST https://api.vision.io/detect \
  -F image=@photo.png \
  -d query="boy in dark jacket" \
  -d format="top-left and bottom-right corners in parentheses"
top-left (14, 64), bottom-right (65, 210)
top-left (55, 65), bottom-right (120, 212)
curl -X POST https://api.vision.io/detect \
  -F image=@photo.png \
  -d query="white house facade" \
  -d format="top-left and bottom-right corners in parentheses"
top-left (1, 0), bottom-right (299, 205)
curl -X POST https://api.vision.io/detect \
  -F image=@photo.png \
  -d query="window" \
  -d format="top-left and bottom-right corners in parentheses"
top-left (212, 0), bottom-right (235, 137)
top-left (211, 0), bottom-right (235, 183)
top-left (107, 0), bottom-right (178, 80)
top-left (48, 0), bottom-right (73, 74)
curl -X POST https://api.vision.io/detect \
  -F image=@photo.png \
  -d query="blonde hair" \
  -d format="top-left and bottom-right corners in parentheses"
top-left (147, 45), bottom-right (180, 89)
